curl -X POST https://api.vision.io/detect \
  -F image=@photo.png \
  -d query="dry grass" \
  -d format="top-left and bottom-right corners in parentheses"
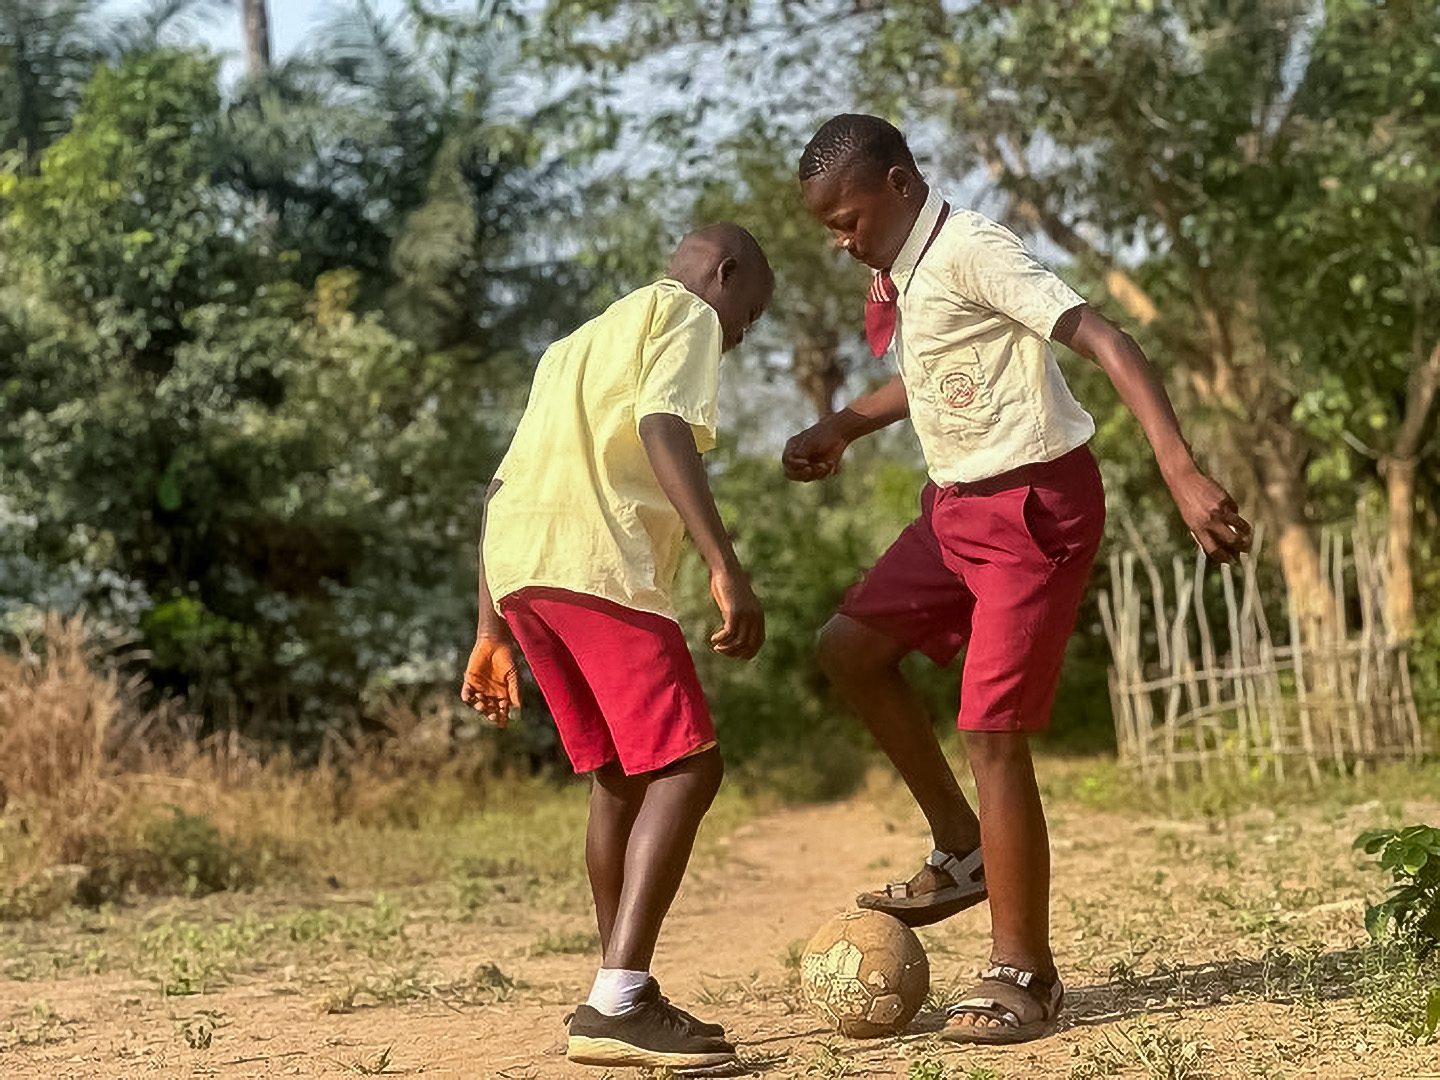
top-left (0, 615), bottom-right (555, 915)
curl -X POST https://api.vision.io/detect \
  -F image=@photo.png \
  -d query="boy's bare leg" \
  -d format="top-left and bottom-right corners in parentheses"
top-left (587, 761), bottom-right (646, 953)
top-left (818, 615), bottom-right (981, 856)
top-left (603, 747), bottom-right (724, 970)
top-left (963, 730), bottom-right (1055, 1004)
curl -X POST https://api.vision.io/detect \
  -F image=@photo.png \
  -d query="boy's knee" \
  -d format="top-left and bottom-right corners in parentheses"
top-left (678, 747), bottom-right (724, 811)
top-left (963, 730), bottom-right (1034, 771)
top-left (656, 745), bottom-right (723, 797)
top-left (592, 759), bottom-right (645, 800)
top-left (817, 616), bottom-right (899, 686)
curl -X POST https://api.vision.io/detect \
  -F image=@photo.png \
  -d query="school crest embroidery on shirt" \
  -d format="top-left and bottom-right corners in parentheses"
top-left (941, 371), bottom-right (978, 410)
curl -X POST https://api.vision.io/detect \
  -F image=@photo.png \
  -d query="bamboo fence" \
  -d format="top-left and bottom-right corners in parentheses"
top-left (1097, 524), bottom-right (1424, 785)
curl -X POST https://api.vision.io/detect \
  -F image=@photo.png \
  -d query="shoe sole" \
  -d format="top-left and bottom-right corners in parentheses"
top-left (567, 1036), bottom-right (736, 1068)
top-left (936, 1017), bottom-right (1061, 1044)
top-left (856, 887), bottom-right (988, 928)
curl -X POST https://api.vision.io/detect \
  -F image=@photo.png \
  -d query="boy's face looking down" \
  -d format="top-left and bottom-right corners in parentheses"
top-left (708, 259), bottom-right (774, 353)
top-left (668, 223), bottom-right (774, 352)
top-left (801, 163), bottom-right (926, 272)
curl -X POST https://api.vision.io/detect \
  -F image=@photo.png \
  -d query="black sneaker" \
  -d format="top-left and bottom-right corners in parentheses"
top-left (566, 981), bottom-right (736, 1068)
top-left (654, 979), bottom-right (725, 1037)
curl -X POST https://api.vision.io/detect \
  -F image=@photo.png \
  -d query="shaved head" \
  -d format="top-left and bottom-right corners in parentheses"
top-left (668, 223), bottom-right (771, 286)
top-left (667, 222), bottom-right (773, 353)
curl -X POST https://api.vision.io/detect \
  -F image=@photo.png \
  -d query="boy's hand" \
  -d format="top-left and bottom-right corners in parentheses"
top-left (460, 635), bottom-right (522, 726)
top-left (783, 418), bottom-right (850, 482)
top-left (1168, 466), bottom-right (1253, 563)
top-left (709, 567), bottom-right (765, 659)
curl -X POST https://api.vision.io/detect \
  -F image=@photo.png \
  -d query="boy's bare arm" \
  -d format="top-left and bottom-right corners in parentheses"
top-left (474, 480), bottom-right (506, 638)
top-left (461, 479), bottom-right (522, 724)
top-left (782, 374), bottom-right (909, 481)
top-left (1053, 304), bottom-right (1253, 563)
top-left (638, 413), bottom-right (764, 660)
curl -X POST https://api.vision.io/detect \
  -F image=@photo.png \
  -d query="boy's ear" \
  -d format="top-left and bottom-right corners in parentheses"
top-left (716, 254), bottom-right (740, 286)
top-left (885, 164), bottom-right (916, 198)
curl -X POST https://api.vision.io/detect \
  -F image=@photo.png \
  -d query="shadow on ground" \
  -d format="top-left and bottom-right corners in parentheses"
top-left (1065, 947), bottom-right (1372, 1027)
top-left (901, 947), bottom-right (1374, 1036)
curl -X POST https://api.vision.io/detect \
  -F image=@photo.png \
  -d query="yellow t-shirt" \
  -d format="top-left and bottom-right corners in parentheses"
top-left (484, 279), bottom-right (722, 619)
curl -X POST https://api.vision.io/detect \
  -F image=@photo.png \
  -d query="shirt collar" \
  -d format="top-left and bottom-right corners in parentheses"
top-left (888, 187), bottom-right (947, 283)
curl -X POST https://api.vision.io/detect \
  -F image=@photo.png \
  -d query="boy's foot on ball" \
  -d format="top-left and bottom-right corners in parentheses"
top-left (566, 981), bottom-right (736, 1069)
top-left (857, 847), bottom-right (987, 927)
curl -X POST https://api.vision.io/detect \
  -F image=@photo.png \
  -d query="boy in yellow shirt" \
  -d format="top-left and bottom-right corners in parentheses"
top-left (461, 224), bottom-right (772, 1070)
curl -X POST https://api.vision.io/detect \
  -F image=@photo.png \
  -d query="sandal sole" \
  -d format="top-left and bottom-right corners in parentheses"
top-left (856, 888), bottom-right (988, 927)
top-left (936, 1019), bottom-right (1061, 1045)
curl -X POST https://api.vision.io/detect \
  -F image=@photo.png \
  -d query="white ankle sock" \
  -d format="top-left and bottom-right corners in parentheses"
top-left (587, 967), bottom-right (651, 1016)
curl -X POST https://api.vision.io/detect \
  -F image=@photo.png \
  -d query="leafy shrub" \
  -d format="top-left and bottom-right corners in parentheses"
top-left (1356, 825), bottom-right (1440, 955)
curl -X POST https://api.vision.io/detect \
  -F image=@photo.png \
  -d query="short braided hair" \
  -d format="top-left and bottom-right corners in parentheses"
top-left (798, 114), bottom-right (918, 185)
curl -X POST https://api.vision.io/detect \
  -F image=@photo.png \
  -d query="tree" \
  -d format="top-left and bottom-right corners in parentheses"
top-left (0, 0), bottom-right (232, 173)
top-left (242, 0), bottom-right (270, 80)
top-left (0, 0), bottom-right (99, 172)
top-left (0, 47), bottom-right (537, 736)
top-left (1, 4), bottom-right (619, 742)
top-left (539, 0), bottom-right (1440, 643)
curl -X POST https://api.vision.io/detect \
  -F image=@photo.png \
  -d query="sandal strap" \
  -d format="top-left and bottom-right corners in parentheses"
top-left (946, 967), bottom-right (1063, 1025)
top-left (948, 997), bottom-right (1019, 1025)
top-left (874, 848), bottom-right (984, 900)
top-left (982, 964), bottom-right (1047, 990)
top-left (927, 847), bottom-right (984, 888)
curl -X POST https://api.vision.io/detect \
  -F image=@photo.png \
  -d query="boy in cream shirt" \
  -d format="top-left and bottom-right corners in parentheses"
top-left (463, 224), bottom-right (772, 1070)
top-left (786, 115), bottom-right (1252, 1044)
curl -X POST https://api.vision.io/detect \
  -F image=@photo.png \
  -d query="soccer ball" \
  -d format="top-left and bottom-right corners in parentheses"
top-left (800, 909), bottom-right (930, 1038)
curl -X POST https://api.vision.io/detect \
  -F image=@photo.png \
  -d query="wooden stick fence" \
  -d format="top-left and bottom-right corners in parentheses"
top-left (1098, 525), bottom-right (1424, 785)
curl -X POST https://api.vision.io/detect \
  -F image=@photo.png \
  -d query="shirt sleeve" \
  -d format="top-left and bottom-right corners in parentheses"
top-left (635, 288), bottom-right (722, 453)
top-left (949, 217), bottom-right (1086, 340)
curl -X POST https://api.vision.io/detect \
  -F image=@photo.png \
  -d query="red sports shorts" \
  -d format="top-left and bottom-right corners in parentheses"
top-left (499, 587), bottom-right (717, 775)
top-left (838, 445), bottom-right (1105, 733)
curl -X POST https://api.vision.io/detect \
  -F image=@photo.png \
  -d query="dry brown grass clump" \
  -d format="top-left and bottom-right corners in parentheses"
top-left (0, 615), bottom-right (499, 917)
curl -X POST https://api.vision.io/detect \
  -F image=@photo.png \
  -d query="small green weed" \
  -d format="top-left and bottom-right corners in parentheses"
top-left (1072, 1020), bottom-right (1206, 1080)
top-left (804, 1042), bottom-right (856, 1078)
top-left (530, 928), bottom-right (599, 956)
top-left (177, 1009), bottom-right (225, 1049)
top-left (1356, 824), bottom-right (1440, 955)
top-left (1359, 945), bottom-right (1440, 1044)
top-left (323, 961), bottom-right (519, 1013)
top-left (347, 1045), bottom-right (394, 1075)
top-left (0, 1002), bottom-right (68, 1052)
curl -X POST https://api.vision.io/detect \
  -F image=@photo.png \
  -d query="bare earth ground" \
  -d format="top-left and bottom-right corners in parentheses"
top-left (2, 767), bottom-right (1439, 1079)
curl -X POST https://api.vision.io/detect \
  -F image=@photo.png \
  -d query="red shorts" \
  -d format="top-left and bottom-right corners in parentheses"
top-left (499, 587), bottom-right (717, 775)
top-left (839, 445), bottom-right (1105, 733)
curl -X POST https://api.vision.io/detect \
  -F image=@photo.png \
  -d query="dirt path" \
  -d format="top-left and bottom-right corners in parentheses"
top-left (2, 783), bottom-right (1437, 1079)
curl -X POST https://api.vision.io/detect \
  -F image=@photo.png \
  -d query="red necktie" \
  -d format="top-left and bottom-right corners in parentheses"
top-left (865, 271), bottom-right (899, 358)
top-left (864, 202), bottom-right (951, 358)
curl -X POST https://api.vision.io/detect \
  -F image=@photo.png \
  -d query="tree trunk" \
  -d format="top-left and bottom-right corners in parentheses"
top-left (12, 22), bottom-right (42, 174)
top-left (243, 0), bottom-right (272, 81)
top-left (1382, 339), bottom-right (1440, 639)
top-left (1383, 456), bottom-right (1417, 638)
top-left (793, 329), bottom-right (844, 418)
top-left (1247, 428), bottom-right (1337, 642)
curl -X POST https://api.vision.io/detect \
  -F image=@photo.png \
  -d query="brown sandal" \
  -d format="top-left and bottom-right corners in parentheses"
top-left (938, 965), bottom-right (1064, 1045)
top-left (856, 848), bottom-right (986, 928)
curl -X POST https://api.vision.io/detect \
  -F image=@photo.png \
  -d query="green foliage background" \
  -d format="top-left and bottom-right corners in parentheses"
top-left (1, 1), bottom-right (1436, 782)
